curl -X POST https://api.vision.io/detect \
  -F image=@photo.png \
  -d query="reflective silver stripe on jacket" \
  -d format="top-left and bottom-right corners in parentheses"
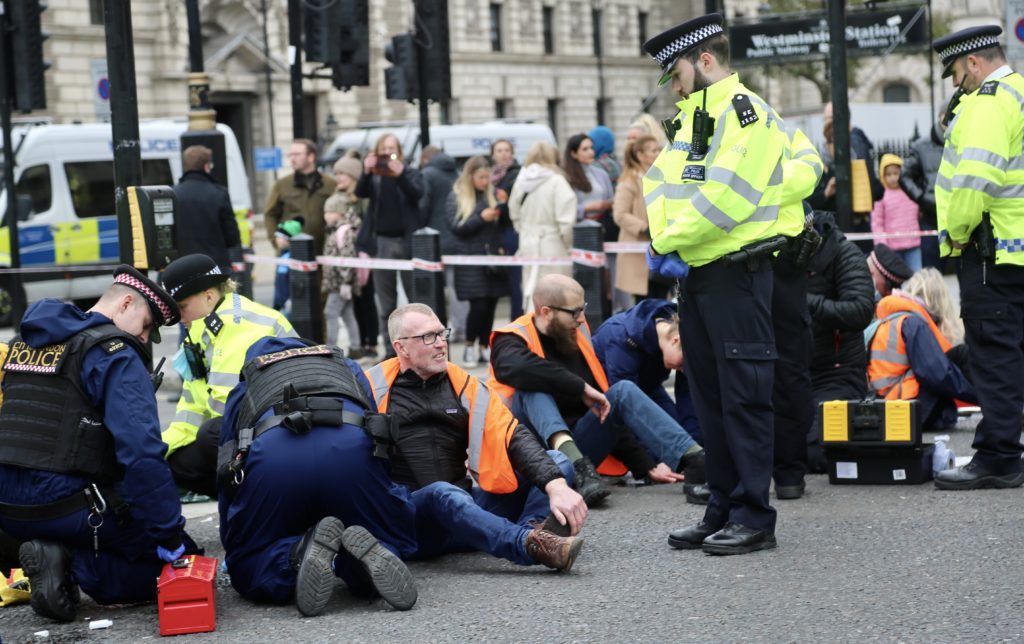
top-left (366, 364), bottom-right (390, 408)
top-left (463, 380), bottom-right (492, 478)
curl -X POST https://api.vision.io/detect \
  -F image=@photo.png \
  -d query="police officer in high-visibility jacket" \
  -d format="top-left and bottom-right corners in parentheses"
top-left (643, 14), bottom-right (820, 555)
top-left (161, 254), bottom-right (297, 497)
top-left (932, 25), bottom-right (1024, 490)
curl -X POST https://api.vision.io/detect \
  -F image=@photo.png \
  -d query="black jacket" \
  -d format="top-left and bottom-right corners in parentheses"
top-left (806, 212), bottom-right (875, 400)
top-left (386, 367), bottom-right (562, 492)
top-left (899, 123), bottom-right (944, 227)
top-left (491, 332), bottom-right (657, 477)
top-left (173, 170), bottom-right (241, 271)
top-left (448, 191), bottom-right (511, 300)
top-left (354, 167), bottom-right (425, 256)
top-left (419, 153), bottom-right (458, 253)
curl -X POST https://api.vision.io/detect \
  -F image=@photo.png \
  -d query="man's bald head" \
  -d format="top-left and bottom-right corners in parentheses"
top-left (532, 274), bottom-right (584, 311)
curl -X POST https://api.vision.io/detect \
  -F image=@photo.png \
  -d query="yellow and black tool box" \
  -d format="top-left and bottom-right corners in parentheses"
top-left (826, 445), bottom-right (935, 485)
top-left (819, 399), bottom-right (921, 447)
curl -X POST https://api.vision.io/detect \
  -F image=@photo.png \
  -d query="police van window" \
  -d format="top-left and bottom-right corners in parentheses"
top-left (65, 159), bottom-right (173, 218)
top-left (15, 164), bottom-right (52, 218)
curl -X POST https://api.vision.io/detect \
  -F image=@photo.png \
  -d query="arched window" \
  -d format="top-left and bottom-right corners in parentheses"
top-left (883, 82), bottom-right (912, 103)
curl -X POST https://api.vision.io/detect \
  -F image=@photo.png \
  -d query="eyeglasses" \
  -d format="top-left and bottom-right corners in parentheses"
top-left (549, 303), bottom-right (587, 319)
top-left (397, 328), bottom-right (451, 345)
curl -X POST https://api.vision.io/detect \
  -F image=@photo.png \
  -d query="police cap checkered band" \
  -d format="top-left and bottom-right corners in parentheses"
top-left (644, 14), bottom-right (725, 75)
top-left (112, 265), bottom-right (180, 327)
top-left (933, 25), bottom-right (1002, 77)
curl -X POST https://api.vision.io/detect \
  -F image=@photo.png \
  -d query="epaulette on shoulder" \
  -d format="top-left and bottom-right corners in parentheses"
top-left (978, 81), bottom-right (998, 96)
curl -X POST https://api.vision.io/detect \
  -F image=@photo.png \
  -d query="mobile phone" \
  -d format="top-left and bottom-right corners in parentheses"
top-left (376, 153), bottom-right (397, 168)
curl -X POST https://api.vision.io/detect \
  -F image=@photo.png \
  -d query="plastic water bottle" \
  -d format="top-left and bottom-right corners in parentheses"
top-left (932, 435), bottom-right (955, 475)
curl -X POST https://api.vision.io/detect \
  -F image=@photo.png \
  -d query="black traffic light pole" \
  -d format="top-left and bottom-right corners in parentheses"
top-left (414, 0), bottom-right (430, 147)
top-left (288, 0), bottom-right (304, 138)
top-left (827, 0), bottom-right (852, 234)
top-left (103, 0), bottom-right (142, 265)
top-left (0, 0), bottom-right (26, 329)
top-left (182, 0), bottom-right (227, 187)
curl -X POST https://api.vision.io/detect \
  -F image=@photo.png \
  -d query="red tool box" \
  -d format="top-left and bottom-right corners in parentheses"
top-left (156, 555), bottom-right (218, 636)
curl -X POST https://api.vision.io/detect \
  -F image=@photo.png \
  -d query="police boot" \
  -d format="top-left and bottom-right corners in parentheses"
top-left (290, 517), bottom-right (345, 617)
top-left (19, 540), bottom-right (77, 622)
top-left (572, 457), bottom-right (610, 507)
top-left (525, 530), bottom-right (584, 571)
top-left (339, 525), bottom-right (417, 611)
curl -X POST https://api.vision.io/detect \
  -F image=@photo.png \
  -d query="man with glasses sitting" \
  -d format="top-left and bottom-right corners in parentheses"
top-left (364, 303), bottom-right (588, 572)
top-left (489, 274), bottom-right (706, 506)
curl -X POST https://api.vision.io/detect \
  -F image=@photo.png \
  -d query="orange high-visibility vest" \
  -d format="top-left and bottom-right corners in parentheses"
top-left (488, 314), bottom-right (628, 476)
top-left (364, 359), bottom-right (520, 494)
top-left (867, 295), bottom-right (952, 401)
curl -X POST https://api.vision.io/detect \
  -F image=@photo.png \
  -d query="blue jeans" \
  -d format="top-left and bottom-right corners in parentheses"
top-left (513, 380), bottom-right (698, 469)
top-left (896, 247), bottom-right (922, 273)
top-left (411, 451), bottom-right (573, 566)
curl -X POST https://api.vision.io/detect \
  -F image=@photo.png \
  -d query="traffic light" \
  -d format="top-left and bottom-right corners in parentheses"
top-left (384, 34), bottom-right (418, 101)
top-left (304, 0), bottom-right (369, 90)
top-left (9, 0), bottom-right (50, 112)
top-left (415, 0), bottom-right (451, 102)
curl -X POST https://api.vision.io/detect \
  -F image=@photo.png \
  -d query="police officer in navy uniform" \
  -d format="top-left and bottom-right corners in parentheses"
top-left (932, 26), bottom-right (1024, 490)
top-left (642, 14), bottom-right (822, 555)
top-left (0, 266), bottom-right (189, 622)
top-left (217, 336), bottom-right (418, 617)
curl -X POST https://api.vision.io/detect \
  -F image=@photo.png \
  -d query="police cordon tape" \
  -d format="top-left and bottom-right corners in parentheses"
top-left (0, 230), bottom-right (940, 274)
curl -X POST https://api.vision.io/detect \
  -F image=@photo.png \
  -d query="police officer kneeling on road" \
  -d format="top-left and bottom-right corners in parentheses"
top-left (0, 266), bottom-right (191, 622)
top-left (217, 337), bottom-right (418, 617)
top-left (161, 254), bottom-right (296, 499)
top-left (642, 14), bottom-right (821, 554)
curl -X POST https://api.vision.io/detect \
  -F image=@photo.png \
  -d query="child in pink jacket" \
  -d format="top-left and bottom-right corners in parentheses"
top-left (871, 153), bottom-right (921, 272)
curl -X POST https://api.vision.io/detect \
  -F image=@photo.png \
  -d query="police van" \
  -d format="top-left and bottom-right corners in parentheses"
top-left (0, 119), bottom-right (253, 324)
top-left (322, 120), bottom-right (557, 168)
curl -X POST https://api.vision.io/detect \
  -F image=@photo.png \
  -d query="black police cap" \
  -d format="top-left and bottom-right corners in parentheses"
top-left (869, 244), bottom-right (914, 287)
top-left (160, 254), bottom-right (230, 303)
top-left (112, 265), bottom-right (181, 342)
top-left (933, 25), bottom-right (1002, 78)
top-left (643, 13), bottom-right (725, 86)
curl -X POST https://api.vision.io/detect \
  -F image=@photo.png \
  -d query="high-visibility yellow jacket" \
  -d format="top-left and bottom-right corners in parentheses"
top-left (364, 359), bottom-right (521, 494)
top-left (936, 70), bottom-right (1024, 266)
top-left (163, 293), bottom-right (296, 456)
top-left (643, 73), bottom-right (821, 266)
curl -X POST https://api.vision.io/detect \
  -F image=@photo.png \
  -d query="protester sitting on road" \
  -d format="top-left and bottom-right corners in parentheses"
top-left (867, 243), bottom-right (914, 301)
top-left (867, 268), bottom-right (976, 431)
top-left (489, 274), bottom-right (705, 507)
top-left (217, 337), bottom-right (418, 617)
top-left (364, 304), bottom-right (587, 572)
top-left (508, 141), bottom-right (577, 312)
top-left (161, 254), bottom-right (296, 499)
top-left (805, 211), bottom-right (876, 472)
top-left (592, 299), bottom-right (708, 504)
top-left (0, 266), bottom-right (189, 622)
top-left (446, 155), bottom-right (511, 367)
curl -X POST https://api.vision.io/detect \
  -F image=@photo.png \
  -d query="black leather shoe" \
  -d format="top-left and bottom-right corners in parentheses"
top-left (934, 461), bottom-right (1024, 491)
top-left (19, 540), bottom-right (77, 622)
top-left (702, 522), bottom-right (777, 556)
top-left (573, 457), bottom-right (610, 507)
top-left (776, 479), bottom-right (806, 500)
top-left (292, 517), bottom-right (345, 617)
top-left (667, 521), bottom-right (719, 550)
top-left (683, 483), bottom-right (710, 505)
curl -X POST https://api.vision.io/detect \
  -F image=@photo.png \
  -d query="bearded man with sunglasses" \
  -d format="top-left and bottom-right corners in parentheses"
top-left (364, 303), bottom-right (587, 572)
top-left (489, 274), bottom-right (706, 507)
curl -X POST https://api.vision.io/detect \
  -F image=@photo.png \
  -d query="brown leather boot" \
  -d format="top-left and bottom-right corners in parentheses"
top-left (525, 529), bottom-right (584, 571)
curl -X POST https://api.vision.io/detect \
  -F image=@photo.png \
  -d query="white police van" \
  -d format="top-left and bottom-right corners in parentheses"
top-left (0, 119), bottom-right (253, 324)
top-left (322, 120), bottom-right (557, 168)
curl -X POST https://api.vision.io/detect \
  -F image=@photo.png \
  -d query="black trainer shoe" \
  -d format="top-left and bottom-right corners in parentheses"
top-left (573, 457), bottom-right (610, 507)
top-left (679, 448), bottom-right (706, 484)
top-left (935, 461), bottom-right (1024, 490)
top-left (292, 517), bottom-right (345, 617)
top-left (19, 540), bottom-right (77, 622)
top-left (340, 525), bottom-right (417, 610)
top-left (775, 479), bottom-right (806, 500)
top-left (683, 483), bottom-right (711, 505)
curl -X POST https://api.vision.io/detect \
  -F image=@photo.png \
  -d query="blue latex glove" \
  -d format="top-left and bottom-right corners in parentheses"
top-left (157, 544), bottom-right (186, 563)
top-left (646, 244), bottom-right (690, 278)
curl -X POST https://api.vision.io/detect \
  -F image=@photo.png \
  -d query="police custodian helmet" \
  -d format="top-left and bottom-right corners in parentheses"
top-left (933, 25), bottom-right (1002, 78)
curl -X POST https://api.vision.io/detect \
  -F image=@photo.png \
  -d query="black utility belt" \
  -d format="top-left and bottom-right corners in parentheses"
top-left (0, 484), bottom-right (128, 524)
top-left (715, 235), bottom-right (789, 271)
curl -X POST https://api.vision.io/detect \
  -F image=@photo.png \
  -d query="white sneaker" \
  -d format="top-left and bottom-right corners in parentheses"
top-left (462, 344), bottom-right (480, 368)
top-left (479, 346), bottom-right (491, 364)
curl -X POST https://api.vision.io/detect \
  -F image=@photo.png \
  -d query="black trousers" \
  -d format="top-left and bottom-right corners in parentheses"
top-left (167, 417), bottom-right (222, 498)
top-left (681, 258), bottom-right (777, 533)
top-left (958, 250), bottom-right (1024, 474)
top-left (465, 297), bottom-right (498, 345)
top-left (771, 255), bottom-right (815, 486)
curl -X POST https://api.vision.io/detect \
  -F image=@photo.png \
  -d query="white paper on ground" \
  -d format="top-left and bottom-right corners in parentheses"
top-left (836, 462), bottom-right (858, 479)
top-left (89, 619), bottom-right (112, 630)
top-left (33, 631), bottom-right (49, 638)
top-left (892, 469), bottom-right (907, 481)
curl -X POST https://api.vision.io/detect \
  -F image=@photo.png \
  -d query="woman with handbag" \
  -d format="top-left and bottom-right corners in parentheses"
top-left (446, 155), bottom-right (511, 367)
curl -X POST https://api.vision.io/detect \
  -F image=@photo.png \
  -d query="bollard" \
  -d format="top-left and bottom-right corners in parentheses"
top-left (229, 245), bottom-right (253, 299)
top-left (572, 220), bottom-right (610, 328)
top-left (287, 233), bottom-right (324, 342)
top-left (410, 227), bottom-right (447, 324)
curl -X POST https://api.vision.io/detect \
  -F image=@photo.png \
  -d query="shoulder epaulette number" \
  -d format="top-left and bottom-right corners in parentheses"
top-left (979, 81), bottom-right (998, 96)
top-left (101, 339), bottom-right (126, 354)
top-left (205, 311), bottom-right (224, 336)
top-left (732, 94), bottom-right (758, 128)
